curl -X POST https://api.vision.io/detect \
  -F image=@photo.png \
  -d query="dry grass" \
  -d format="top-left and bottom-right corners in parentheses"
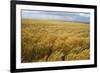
top-left (21, 19), bottom-right (90, 63)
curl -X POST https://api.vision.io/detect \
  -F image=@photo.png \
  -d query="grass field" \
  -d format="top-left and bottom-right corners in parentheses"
top-left (21, 19), bottom-right (90, 63)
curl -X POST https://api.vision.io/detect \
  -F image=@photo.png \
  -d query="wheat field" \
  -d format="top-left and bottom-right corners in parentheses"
top-left (21, 19), bottom-right (90, 63)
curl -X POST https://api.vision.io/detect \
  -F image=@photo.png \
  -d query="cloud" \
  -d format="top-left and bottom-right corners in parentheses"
top-left (78, 13), bottom-right (90, 17)
top-left (22, 10), bottom-right (90, 23)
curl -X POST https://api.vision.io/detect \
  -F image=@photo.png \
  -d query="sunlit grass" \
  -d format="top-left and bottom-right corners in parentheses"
top-left (21, 19), bottom-right (90, 63)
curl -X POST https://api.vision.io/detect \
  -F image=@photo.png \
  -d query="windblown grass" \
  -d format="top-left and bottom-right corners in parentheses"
top-left (21, 19), bottom-right (90, 63)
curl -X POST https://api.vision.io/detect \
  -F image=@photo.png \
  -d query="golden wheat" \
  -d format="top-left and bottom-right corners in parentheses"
top-left (21, 19), bottom-right (90, 63)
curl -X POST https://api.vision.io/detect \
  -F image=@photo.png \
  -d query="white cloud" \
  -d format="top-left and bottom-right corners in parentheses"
top-left (79, 13), bottom-right (90, 17)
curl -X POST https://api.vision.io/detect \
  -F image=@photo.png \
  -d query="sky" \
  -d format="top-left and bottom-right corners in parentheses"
top-left (22, 10), bottom-right (90, 23)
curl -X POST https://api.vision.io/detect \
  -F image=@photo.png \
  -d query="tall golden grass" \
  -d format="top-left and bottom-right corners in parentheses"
top-left (21, 19), bottom-right (90, 63)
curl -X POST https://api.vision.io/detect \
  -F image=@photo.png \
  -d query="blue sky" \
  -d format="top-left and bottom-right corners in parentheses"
top-left (22, 10), bottom-right (90, 23)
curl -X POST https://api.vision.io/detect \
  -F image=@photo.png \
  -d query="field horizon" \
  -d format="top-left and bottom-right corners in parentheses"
top-left (22, 19), bottom-right (90, 24)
